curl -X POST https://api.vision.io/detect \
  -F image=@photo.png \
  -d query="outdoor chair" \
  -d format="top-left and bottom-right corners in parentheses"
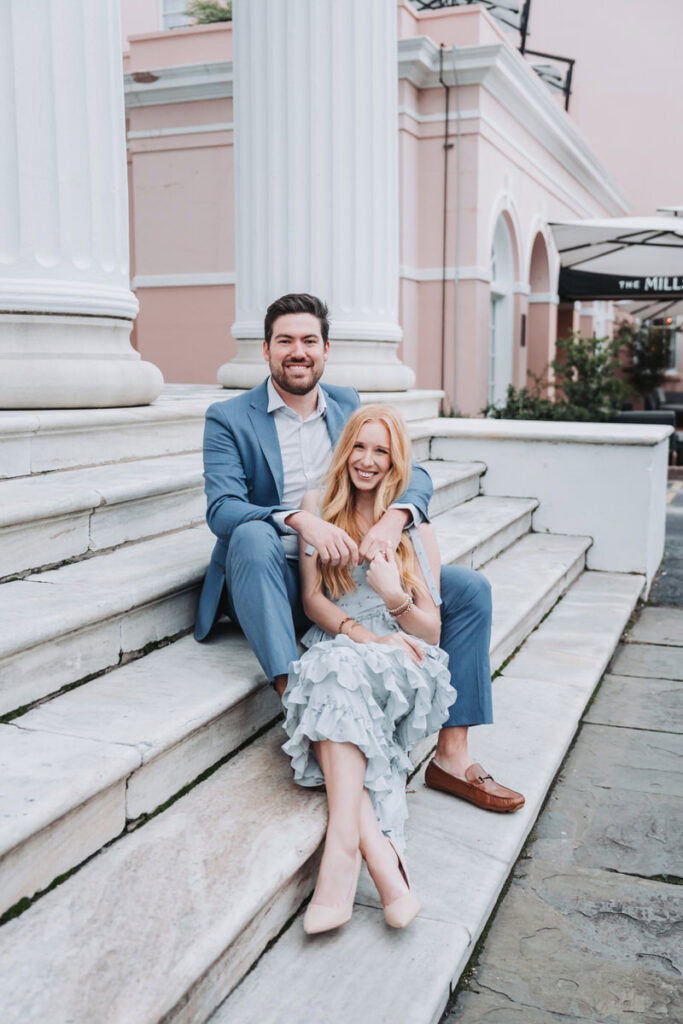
top-left (649, 387), bottom-right (683, 426)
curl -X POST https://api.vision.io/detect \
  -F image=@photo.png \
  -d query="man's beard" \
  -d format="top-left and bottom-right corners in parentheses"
top-left (270, 360), bottom-right (324, 395)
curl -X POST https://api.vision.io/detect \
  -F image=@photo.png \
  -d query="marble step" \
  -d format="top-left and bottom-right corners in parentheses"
top-left (0, 491), bottom-right (526, 718)
top-left (0, 387), bottom-right (443, 479)
top-left (0, 457), bottom-right (484, 581)
top-left (0, 397), bottom-right (219, 480)
top-left (0, 571), bottom-right (643, 1024)
top-left (420, 460), bottom-right (484, 518)
top-left (0, 452), bottom-right (205, 580)
top-left (0, 525), bottom-right (214, 717)
top-left (1, 526), bottom-right (578, 920)
top-left (211, 571), bottom-right (645, 1024)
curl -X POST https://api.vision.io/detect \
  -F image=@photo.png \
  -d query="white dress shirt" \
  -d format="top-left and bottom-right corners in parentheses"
top-left (266, 377), bottom-right (421, 559)
top-left (268, 377), bottom-right (333, 558)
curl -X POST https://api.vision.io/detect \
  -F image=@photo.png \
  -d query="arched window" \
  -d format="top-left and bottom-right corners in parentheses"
top-left (489, 217), bottom-right (514, 405)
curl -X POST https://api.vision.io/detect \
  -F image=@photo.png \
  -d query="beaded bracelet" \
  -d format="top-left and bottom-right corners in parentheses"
top-left (337, 616), bottom-right (355, 635)
top-left (387, 593), bottom-right (414, 618)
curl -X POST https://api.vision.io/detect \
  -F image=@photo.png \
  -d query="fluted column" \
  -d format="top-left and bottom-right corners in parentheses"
top-left (218, 0), bottom-right (414, 391)
top-left (0, 0), bottom-right (162, 409)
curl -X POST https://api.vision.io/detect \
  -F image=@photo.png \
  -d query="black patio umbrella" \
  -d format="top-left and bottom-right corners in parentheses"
top-left (549, 216), bottom-right (683, 305)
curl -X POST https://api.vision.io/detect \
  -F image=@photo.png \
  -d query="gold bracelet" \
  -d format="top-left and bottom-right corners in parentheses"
top-left (337, 616), bottom-right (355, 636)
top-left (387, 593), bottom-right (413, 618)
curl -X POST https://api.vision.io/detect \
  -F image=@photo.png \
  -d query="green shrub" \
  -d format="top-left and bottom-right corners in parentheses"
top-left (483, 332), bottom-right (627, 422)
top-left (186, 0), bottom-right (232, 23)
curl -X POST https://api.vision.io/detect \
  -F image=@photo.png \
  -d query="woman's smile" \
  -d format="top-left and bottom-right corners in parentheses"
top-left (348, 421), bottom-right (392, 489)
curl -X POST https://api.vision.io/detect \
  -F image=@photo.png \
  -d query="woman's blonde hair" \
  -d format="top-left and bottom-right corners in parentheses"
top-left (317, 404), bottom-right (425, 600)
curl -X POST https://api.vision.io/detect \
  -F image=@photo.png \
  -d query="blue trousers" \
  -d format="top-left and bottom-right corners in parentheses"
top-left (224, 520), bottom-right (493, 728)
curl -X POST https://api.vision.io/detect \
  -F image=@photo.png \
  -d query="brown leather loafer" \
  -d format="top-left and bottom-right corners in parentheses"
top-left (424, 759), bottom-right (525, 813)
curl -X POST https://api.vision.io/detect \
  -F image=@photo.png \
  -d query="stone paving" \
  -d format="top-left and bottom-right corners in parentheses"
top-left (442, 484), bottom-right (683, 1024)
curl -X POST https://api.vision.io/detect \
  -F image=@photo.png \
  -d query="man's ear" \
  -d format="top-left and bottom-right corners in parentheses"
top-left (262, 340), bottom-right (270, 362)
top-left (323, 340), bottom-right (330, 363)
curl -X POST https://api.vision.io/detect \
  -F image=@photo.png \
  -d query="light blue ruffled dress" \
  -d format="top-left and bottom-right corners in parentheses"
top-left (282, 529), bottom-right (456, 849)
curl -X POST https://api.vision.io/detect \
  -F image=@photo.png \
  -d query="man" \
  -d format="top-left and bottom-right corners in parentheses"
top-left (195, 293), bottom-right (523, 812)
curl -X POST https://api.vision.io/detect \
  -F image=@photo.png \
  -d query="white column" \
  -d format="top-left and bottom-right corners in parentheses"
top-left (0, 0), bottom-right (162, 409)
top-left (218, 0), bottom-right (414, 391)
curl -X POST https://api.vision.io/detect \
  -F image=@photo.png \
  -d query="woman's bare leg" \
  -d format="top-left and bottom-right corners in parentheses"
top-left (358, 790), bottom-right (409, 905)
top-left (312, 739), bottom-right (366, 906)
top-left (310, 741), bottom-right (409, 906)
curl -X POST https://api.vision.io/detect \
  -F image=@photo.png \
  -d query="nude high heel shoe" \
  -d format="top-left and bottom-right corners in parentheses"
top-left (382, 838), bottom-right (420, 929)
top-left (303, 849), bottom-right (362, 935)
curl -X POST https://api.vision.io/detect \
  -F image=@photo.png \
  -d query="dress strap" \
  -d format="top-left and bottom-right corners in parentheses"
top-left (408, 525), bottom-right (442, 607)
top-left (303, 491), bottom-right (324, 557)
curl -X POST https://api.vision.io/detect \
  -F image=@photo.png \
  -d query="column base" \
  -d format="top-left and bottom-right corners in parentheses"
top-left (217, 339), bottom-right (415, 392)
top-left (0, 314), bottom-right (164, 409)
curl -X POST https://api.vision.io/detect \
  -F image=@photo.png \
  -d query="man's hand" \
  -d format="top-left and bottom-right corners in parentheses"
top-left (359, 507), bottom-right (410, 563)
top-left (286, 510), bottom-right (359, 566)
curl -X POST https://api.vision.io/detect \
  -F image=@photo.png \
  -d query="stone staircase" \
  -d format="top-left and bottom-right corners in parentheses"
top-left (0, 388), bottom-right (645, 1024)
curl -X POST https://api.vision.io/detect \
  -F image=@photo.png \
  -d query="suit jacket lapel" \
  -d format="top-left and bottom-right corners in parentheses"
top-left (248, 381), bottom-right (284, 499)
top-left (322, 385), bottom-right (347, 446)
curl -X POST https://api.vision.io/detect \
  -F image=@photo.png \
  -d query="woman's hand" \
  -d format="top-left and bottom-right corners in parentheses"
top-left (365, 550), bottom-right (404, 604)
top-left (376, 632), bottom-right (425, 665)
top-left (359, 508), bottom-right (409, 562)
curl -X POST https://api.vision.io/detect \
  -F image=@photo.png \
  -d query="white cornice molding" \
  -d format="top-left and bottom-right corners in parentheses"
top-left (397, 37), bottom-right (629, 217)
top-left (397, 36), bottom-right (443, 89)
top-left (400, 264), bottom-right (491, 283)
top-left (128, 122), bottom-right (233, 139)
top-left (398, 104), bottom-right (482, 124)
top-left (132, 272), bottom-right (235, 288)
top-left (124, 61), bottom-right (232, 109)
top-left (529, 291), bottom-right (560, 304)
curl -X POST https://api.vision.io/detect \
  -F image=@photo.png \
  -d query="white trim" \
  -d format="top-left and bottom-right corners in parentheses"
top-left (399, 264), bottom-right (491, 283)
top-left (513, 282), bottom-right (530, 295)
top-left (397, 37), bottom-right (629, 216)
top-left (132, 272), bottom-right (235, 288)
top-left (124, 62), bottom-right (233, 109)
top-left (127, 122), bottom-right (233, 139)
top-left (398, 104), bottom-right (482, 124)
top-left (528, 292), bottom-right (560, 304)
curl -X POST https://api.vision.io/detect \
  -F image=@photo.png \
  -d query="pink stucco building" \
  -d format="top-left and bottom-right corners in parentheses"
top-left (121, 0), bottom-right (682, 413)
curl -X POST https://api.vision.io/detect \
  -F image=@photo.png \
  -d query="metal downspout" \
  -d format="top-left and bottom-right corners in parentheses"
top-left (439, 45), bottom-right (454, 413)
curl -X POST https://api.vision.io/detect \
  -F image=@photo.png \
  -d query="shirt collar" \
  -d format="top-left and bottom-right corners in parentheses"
top-left (266, 376), bottom-right (327, 417)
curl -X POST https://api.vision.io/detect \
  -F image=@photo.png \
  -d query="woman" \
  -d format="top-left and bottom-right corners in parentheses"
top-left (281, 405), bottom-right (456, 935)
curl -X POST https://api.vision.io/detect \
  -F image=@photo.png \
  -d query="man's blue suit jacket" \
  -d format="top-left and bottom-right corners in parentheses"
top-left (194, 378), bottom-right (433, 641)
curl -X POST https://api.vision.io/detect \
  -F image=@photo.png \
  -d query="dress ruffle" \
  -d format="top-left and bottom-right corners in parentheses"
top-left (282, 630), bottom-right (455, 848)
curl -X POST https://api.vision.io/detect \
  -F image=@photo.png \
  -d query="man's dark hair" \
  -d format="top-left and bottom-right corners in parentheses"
top-left (264, 293), bottom-right (330, 346)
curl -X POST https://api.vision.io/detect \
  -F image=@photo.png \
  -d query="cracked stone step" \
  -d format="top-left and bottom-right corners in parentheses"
top-left (0, 570), bottom-right (641, 1021)
top-left (0, 525), bottom-right (215, 716)
top-left (209, 571), bottom-right (644, 1024)
top-left (0, 458), bottom-right (484, 580)
top-left (0, 492), bottom-right (527, 717)
top-left (0, 725), bottom-right (139, 917)
top-left (0, 727), bottom-right (328, 1024)
top-left (0, 453), bottom-right (205, 579)
top-left (1, 528), bottom-right (592, 932)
